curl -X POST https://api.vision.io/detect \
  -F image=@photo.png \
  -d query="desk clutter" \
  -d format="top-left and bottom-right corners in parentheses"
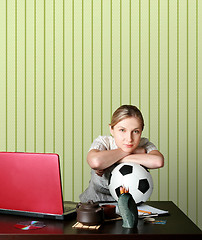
top-left (15, 221), bottom-right (46, 230)
top-left (73, 202), bottom-right (122, 230)
top-left (143, 218), bottom-right (167, 224)
top-left (72, 222), bottom-right (101, 230)
top-left (73, 200), bottom-right (169, 230)
top-left (72, 215), bottom-right (122, 230)
top-left (76, 201), bottom-right (120, 225)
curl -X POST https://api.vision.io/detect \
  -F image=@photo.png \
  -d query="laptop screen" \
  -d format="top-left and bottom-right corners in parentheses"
top-left (0, 152), bottom-right (64, 215)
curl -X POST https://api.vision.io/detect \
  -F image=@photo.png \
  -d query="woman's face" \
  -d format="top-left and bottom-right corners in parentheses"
top-left (110, 117), bottom-right (142, 153)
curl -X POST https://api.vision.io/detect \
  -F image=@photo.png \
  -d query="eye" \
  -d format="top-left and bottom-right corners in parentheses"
top-left (133, 130), bottom-right (140, 134)
top-left (119, 129), bottom-right (125, 132)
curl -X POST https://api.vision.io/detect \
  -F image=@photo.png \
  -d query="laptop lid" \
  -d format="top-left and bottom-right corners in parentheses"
top-left (0, 152), bottom-right (76, 220)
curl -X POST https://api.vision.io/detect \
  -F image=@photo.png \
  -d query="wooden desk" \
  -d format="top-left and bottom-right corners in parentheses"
top-left (0, 201), bottom-right (201, 240)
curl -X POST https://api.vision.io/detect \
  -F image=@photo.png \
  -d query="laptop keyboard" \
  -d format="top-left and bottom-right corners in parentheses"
top-left (63, 201), bottom-right (77, 212)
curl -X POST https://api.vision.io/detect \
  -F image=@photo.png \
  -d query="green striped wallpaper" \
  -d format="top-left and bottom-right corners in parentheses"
top-left (0, 0), bottom-right (201, 229)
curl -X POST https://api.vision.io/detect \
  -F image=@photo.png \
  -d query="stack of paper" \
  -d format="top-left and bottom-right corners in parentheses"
top-left (137, 204), bottom-right (169, 218)
top-left (100, 202), bottom-right (169, 218)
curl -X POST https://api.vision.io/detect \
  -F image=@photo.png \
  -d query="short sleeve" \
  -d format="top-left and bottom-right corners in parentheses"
top-left (139, 138), bottom-right (157, 153)
top-left (89, 136), bottom-right (111, 151)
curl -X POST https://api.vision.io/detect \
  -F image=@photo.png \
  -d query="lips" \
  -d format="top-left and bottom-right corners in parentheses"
top-left (124, 144), bottom-right (134, 148)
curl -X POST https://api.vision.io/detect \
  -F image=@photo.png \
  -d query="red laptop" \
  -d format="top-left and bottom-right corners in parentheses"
top-left (0, 152), bottom-right (77, 220)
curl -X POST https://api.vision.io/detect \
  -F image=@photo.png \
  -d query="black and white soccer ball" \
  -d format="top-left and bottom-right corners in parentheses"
top-left (108, 163), bottom-right (153, 204)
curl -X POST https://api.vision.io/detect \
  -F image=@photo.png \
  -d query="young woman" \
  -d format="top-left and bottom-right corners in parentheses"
top-left (79, 105), bottom-right (164, 202)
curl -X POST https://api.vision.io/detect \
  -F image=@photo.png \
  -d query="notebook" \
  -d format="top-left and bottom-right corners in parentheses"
top-left (0, 152), bottom-right (77, 220)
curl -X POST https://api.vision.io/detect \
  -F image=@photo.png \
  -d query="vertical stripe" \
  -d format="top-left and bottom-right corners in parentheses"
top-left (6, 0), bottom-right (8, 151)
top-left (72, 0), bottom-right (74, 200)
top-left (187, 0), bottom-right (197, 222)
top-left (82, 0), bottom-right (84, 191)
top-left (169, 0), bottom-right (178, 204)
top-left (187, 0), bottom-right (189, 215)
top-left (177, 0), bottom-right (180, 206)
top-left (110, 0), bottom-right (112, 116)
top-left (15, 0), bottom-right (17, 151)
top-left (53, 0), bottom-right (55, 153)
top-left (158, 0), bottom-right (160, 200)
top-left (101, 0), bottom-right (103, 135)
top-left (25, 0), bottom-right (27, 152)
top-left (148, 0), bottom-right (150, 140)
top-left (196, 0), bottom-right (198, 225)
top-left (44, 0), bottom-right (46, 152)
top-left (129, 0), bottom-right (131, 104)
top-left (167, 0), bottom-right (170, 200)
top-left (63, 0), bottom-right (65, 190)
top-left (120, 0), bottom-right (122, 105)
top-left (91, 0), bottom-right (93, 142)
top-left (139, 0), bottom-right (141, 109)
top-left (34, 0), bottom-right (36, 152)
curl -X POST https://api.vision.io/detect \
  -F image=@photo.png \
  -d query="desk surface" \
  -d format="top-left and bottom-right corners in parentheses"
top-left (0, 201), bottom-right (201, 240)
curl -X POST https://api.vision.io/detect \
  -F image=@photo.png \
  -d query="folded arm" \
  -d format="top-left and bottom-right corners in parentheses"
top-left (87, 147), bottom-right (164, 177)
top-left (87, 148), bottom-right (130, 170)
top-left (118, 149), bottom-right (164, 169)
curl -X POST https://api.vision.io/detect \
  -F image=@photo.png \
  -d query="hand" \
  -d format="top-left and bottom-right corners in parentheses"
top-left (95, 169), bottom-right (105, 177)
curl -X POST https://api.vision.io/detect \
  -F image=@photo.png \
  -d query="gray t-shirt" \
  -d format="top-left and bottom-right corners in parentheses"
top-left (79, 136), bottom-right (157, 203)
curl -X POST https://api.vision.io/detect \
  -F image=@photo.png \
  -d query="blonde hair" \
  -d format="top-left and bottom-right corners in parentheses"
top-left (110, 105), bottom-right (144, 130)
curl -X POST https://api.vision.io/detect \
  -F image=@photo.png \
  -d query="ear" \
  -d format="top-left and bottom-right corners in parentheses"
top-left (109, 125), bottom-right (114, 137)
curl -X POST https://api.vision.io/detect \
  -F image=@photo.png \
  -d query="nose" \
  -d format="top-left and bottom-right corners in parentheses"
top-left (126, 132), bottom-right (133, 143)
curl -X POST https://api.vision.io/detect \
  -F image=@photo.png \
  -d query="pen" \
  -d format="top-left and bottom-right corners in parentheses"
top-left (138, 210), bottom-right (152, 214)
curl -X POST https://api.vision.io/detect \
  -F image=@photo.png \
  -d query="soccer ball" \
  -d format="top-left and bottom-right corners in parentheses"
top-left (108, 163), bottom-right (153, 204)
